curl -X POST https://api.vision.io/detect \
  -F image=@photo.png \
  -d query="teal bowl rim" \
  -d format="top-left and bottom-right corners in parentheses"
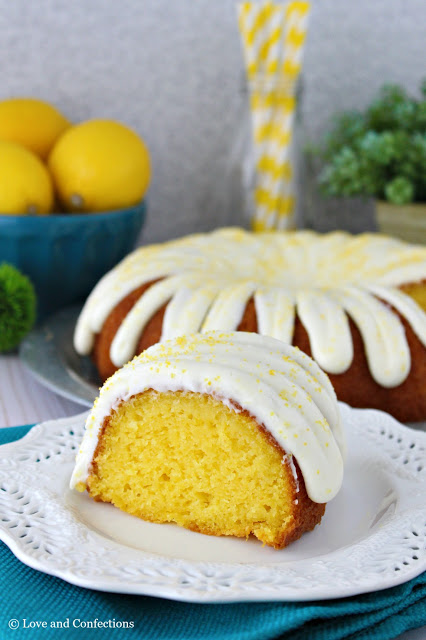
top-left (0, 200), bottom-right (146, 227)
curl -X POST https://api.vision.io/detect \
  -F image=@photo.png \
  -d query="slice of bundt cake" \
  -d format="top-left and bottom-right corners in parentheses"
top-left (70, 332), bottom-right (344, 549)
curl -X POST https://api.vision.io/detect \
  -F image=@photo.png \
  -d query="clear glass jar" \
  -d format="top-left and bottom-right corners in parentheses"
top-left (225, 75), bottom-right (304, 230)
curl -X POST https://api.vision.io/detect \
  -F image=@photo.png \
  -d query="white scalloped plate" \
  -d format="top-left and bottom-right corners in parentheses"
top-left (0, 403), bottom-right (425, 603)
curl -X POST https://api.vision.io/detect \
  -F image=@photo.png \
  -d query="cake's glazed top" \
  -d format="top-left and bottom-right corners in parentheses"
top-left (70, 331), bottom-right (344, 504)
top-left (74, 228), bottom-right (426, 388)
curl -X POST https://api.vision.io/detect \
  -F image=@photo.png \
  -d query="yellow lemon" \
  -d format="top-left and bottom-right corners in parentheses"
top-left (0, 97), bottom-right (70, 160)
top-left (0, 141), bottom-right (53, 215)
top-left (48, 119), bottom-right (151, 212)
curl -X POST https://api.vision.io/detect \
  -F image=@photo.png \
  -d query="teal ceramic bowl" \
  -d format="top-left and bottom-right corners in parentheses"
top-left (0, 201), bottom-right (146, 319)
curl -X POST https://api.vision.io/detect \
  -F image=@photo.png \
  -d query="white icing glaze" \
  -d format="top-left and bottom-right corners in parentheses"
top-left (201, 282), bottom-right (257, 332)
top-left (296, 289), bottom-right (353, 374)
top-left (254, 288), bottom-right (295, 342)
top-left (74, 228), bottom-right (426, 388)
top-left (70, 332), bottom-right (344, 504)
top-left (110, 275), bottom-right (195, 367)
top-left (365, 284), bottom-right (426, 348)
top-left (331, 286), bottom-right (411, 387)
top-left (161, 284), bottom-right (219, 341)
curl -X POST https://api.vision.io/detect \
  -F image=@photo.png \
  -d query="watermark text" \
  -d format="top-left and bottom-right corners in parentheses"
top-left (8, 618), bottom-right (135, 630)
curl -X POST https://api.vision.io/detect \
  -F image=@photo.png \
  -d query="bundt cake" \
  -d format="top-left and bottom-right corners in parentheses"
top-left (70, 331), bottom-right (344, 549)
top-left (74, 228), bottom-right (426, 423)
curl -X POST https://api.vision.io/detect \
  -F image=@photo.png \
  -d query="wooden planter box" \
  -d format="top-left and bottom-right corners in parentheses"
top-left (376, 200), bottom-right (426, 244)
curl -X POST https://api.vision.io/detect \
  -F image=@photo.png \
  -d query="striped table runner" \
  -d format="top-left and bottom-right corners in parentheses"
top-left (0, 354), bottom-right (83, 427)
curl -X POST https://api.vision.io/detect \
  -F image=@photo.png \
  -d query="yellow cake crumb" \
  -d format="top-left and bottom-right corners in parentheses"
top-left (86, 390), bottom-right (299, 547)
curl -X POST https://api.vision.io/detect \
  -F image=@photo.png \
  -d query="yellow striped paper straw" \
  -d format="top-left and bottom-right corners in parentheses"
top-left (239, 1), bottom-right (290, 229)
top-left (274, 1), bottom-right (310, 230)
top-left (238, 2), bottom-right (283, 220)
top-left (238, 1), bottom-right (277, 175)
top-left (237, 1), bottom-right (310, 231)
top-left (257, 1), bottom-right (310, 231)
top-left (253, 2), bottom-right (292, 231)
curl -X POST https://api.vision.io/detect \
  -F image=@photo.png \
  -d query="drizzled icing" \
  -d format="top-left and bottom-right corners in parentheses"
top-left (74, 228), bottom-right (426, 388)
top-left (70, 332), bottom-right (345, 504)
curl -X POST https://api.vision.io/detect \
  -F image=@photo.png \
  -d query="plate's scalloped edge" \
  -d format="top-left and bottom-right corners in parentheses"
top-left (1, 523), bottom-right (425, 605)
top-left (0, 412), bottom-right (90, 456)
top-left (0, 406), bottom-right (425, 603)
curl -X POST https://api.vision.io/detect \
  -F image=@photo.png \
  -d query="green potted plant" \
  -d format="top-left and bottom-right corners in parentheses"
top-left (313, 81), bottom-right (426, 243)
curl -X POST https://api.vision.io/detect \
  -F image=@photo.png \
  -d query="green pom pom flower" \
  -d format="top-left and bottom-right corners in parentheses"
top-left (0, 263), bottom-right (36, 352)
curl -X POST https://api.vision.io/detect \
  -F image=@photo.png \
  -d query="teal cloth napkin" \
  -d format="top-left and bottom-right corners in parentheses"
top-left (0, 424), bottom-right (425, 640)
